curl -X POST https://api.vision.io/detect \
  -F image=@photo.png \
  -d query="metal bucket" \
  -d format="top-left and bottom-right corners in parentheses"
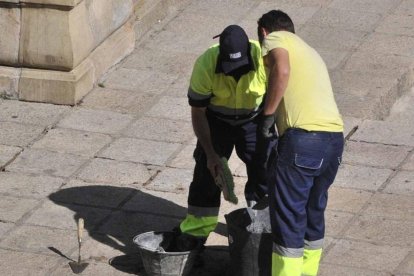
top-left (133, 231), bottom-right (197, 276)
top-left (225, 208), bottom-right (273, 276)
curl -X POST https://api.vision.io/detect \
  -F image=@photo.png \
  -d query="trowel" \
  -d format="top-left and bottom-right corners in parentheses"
top-left (69, 218), bottom-right (89, 274)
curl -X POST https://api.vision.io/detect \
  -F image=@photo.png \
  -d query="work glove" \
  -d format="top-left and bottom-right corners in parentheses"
top-left (259, 114), bottom-right (276, 139)
top-left (214, 157), bottom-right (238, 204)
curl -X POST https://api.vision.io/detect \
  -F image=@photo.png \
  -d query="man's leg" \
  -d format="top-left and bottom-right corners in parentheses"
top-left (180, 117), bottom-right (234, 240)
top-left (268, 129), bottom-right (328, 276)
top-left (303, 133), bottom-right (344, 276)
top-left (234, 119), bottom-right (277, 205)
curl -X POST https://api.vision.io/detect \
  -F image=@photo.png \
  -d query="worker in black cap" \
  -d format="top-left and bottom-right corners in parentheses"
top-left (176, 25), bottom-right (277, 256)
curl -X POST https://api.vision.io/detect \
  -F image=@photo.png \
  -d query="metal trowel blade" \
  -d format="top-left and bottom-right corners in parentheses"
top-left (69, 261), bottom-right (89, 274)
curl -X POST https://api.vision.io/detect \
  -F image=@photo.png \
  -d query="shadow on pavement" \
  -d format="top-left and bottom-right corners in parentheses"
top-left (48, 185), bottom-right (229, 275)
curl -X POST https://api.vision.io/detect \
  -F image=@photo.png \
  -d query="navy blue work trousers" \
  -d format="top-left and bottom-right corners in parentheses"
top-left (267, 128), bottom-right (344, 249)
top-left (188, 114), bottom-right (277, 208)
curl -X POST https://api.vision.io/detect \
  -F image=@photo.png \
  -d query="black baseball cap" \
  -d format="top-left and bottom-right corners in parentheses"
top-left (214, 25), bottom-right (253, 74)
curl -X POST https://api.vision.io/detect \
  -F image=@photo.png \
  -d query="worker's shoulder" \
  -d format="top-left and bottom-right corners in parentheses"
top-left (192, 44), bottom-right (219, 72)
top-left (249, 39), bottom-right (261, 47)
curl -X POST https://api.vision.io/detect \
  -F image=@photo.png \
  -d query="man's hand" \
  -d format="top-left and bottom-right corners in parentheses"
top-left (206, 152), bottom-right (223, 179)
top-left (259, 114), bottom-right (275, 138)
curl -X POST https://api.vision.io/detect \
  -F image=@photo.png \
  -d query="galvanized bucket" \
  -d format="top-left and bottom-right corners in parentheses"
top-left (133, 231), bottom-right (197, 276)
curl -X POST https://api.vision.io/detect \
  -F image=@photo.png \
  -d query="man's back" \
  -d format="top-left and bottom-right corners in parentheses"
top-left (262, 31), bottom-right (343, 135)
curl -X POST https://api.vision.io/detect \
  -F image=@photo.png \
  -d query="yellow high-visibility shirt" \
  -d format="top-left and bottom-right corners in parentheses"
top-left (188, 40), bottom-right (267, 125)
top-left (262, 31), bottom-right (344, 135)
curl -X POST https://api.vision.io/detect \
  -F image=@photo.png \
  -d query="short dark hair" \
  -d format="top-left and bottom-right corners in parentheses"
top-left (257, 10), bottom-right (295, 43)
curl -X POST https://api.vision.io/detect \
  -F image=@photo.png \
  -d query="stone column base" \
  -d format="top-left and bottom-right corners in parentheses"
top-left (0, 20), bottom-right (135, 105)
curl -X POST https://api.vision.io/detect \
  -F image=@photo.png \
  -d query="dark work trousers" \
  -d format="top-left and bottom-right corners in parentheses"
top-left (187, 113), bottom-right (277, 209)
top-left (267, 128), bottom-right (344, 250)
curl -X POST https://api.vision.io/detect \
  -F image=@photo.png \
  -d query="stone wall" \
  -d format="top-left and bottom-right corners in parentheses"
top-left (0, 0), bottom-right (136, 104)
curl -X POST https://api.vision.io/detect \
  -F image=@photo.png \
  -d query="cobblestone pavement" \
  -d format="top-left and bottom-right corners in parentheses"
top-left (1, 0), bottom-right (414, 275)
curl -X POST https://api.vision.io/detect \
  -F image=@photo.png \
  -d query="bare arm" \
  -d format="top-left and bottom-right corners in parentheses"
top-left (191, 106), bottom-right (222, 177)
top-left (263, 48), bottom-right (290, 115)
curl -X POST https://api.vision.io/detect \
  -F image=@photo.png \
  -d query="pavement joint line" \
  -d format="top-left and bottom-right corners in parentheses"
top-left (341, 161), bottom-right (399, 171)
top-left (0, 146), bottom-right (23, 172)
top-left (0, 198), bottom-right (45, 244)
top-left (378, 147), bottom-right (414, 193)
top-left (347, 138), bottom-right (413, 148)
top-left (394, 248), bottom-right (414, 276)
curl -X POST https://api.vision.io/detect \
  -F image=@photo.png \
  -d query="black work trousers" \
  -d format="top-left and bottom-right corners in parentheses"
top-left (188, 114), bottom-right (277, 209)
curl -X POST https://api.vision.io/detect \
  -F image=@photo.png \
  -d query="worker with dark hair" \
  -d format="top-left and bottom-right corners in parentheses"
top-left (257, 10), bottom-right (344, 276)
top-left (177, 25), bottom-right (276, 257)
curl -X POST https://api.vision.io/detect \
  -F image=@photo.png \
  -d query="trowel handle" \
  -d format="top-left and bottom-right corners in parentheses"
top-left (77, 218), bottom-right (84, 244)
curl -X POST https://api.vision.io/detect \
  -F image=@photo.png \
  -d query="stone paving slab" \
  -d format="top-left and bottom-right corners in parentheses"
top-left (343, 50), bottom-right (414, 80)
top-left (0, 121), bottom-right (44, 147)
top-left (7, 149), bottom-right (88, 178)
top-left (324, 210), bottom-right (354, 237)
top-left (167, 143), bottom-right (195, 169)
top-left (395, 0), bottom-right (414, 15)
top-left (299, 25), bottom-right (368, 51)
top-left (397, 251), bottom-right (414, 275)
top-left (331, 70), bottom-right (398, 98)
top-left (145, 96), bottom-right (190, 121)
top-left (327, 186), bottom-right (373, 213)
top-left (0, 100), bottom-right (70, 127)
top-left (343, 141), bottom-right (411, 169)
top-left (0, 222), bottom-right (13, 238)
top-left (307, 8), bottom-right (382, 32)
top-left (31, 128), bottom-right (112, 157)
top-left (352, 119), bottom-right (414, 146)
top-left (103, 67), bottom-right (179, 95)
top-left (166, 75), bottom-right (191, 98)
top-left (0, 248), bottom-right (61, 276)
top-left (139, 13), bottom-right (233, 55)
top-left (323, 239), bottom-right (411, 273)
top-left (122, 46), bottom-right (197, 76)
top-left (76, 158), bottom-right (153, 186)
top-left (52, 261), bottom-right (133, 276)
top-left (358, 33), bottom-right (414, 58)
top-left (0, 144), bottom-right (21, 168)
top-left (25, 200), bottom-right (111, 231)
top-left (334, 164), bottom-right (393, 191)
top-left (328, 0), bottom-right (398, 14)
top-left (0, 225), bottom-right (78, 255)
top-left (316, 48), bottom-right (349, 71)
top-left (144, 167), bottom-right (193, 193)
top-left (384, 170), bottom-right (414, 195)
top-left (80, 87), bottom-right (158, 115)
top-left (50, 180), bottom-right (135, 209)
top-left (402, 153), bottom-right (414, 171)
top-left (98, 137), bottom-right (181, 166)
top-left (0, 172), bottom-right (64, 199)
top-left (246, 2), bottom-right (320, 26)
top-left (124, 116), bottom-right (193, 143)
top-left (57, 108), bottom-right (134, 135)
top-left (319, 263), bottom-right (390, 276)
top-left (363, 192), bottom-right (414, 221)
top-left (0, 195), bottom-right (39, 223)
top-left (376, 14), bottom-right (414, 36)
top-left (344, 215), bottom-right (414, 247)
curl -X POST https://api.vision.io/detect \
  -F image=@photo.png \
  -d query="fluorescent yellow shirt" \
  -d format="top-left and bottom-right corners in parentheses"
top-left (188, 40), bottom-right (267, 125)
top-left (262, 31), bottom-right (343, 135)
